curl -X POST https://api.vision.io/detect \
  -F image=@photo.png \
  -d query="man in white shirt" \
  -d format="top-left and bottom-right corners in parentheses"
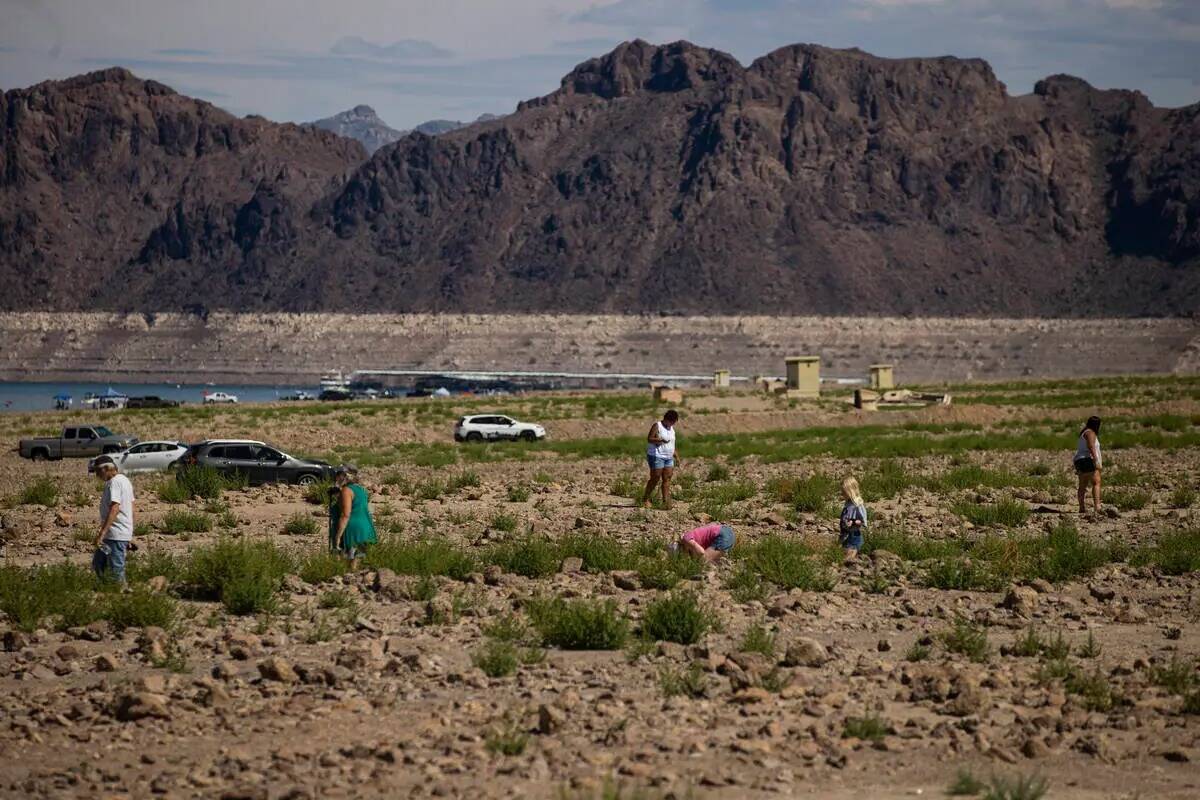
top-left (91, 455), bottom-right (135, 583)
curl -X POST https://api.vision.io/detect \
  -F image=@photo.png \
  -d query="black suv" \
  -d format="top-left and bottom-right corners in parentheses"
top-left (127, 396), bottom-right (181, 409)
top-left (177, 440), bottom-right (335, 486)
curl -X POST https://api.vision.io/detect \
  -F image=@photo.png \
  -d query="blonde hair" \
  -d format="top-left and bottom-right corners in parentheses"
top-left (841, 476), bottom-right (863, 506)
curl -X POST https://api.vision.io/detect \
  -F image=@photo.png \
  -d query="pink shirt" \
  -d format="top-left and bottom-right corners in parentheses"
top-left (682, 522), bottom-right (722, 549)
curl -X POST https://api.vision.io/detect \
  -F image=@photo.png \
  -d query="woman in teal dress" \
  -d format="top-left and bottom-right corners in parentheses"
top-left (329, 465), bottom-right (377, 562)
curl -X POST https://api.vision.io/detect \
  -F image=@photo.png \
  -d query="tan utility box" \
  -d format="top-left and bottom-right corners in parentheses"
top-left (784, 356), bottom-right (820, 398)
top-left (869, 364), bottom-right (895, 390)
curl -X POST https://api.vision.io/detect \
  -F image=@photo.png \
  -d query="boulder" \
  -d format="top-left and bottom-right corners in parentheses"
top-left (781, 638), bottom-right (829, 668)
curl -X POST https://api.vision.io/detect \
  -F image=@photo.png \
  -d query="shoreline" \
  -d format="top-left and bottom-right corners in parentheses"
top-left (1, 312), bottom-right (1196, 384)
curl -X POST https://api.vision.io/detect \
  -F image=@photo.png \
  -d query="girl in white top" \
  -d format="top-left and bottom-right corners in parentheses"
top-left (640, 409), bottom-right (680, 509)
top-left (1073, 416), bottom-right (1102, 514)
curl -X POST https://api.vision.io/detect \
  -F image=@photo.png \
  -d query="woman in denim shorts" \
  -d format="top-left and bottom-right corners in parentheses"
top-left (640, 409), bottom-right (679, 509)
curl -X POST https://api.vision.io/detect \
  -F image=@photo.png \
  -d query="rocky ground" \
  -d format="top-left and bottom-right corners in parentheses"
top-left (0, 380), bottom-right (1197, 799)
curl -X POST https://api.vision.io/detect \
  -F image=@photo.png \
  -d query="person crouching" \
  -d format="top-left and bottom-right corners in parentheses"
top-left (669, 521), bottom-right (736, 563)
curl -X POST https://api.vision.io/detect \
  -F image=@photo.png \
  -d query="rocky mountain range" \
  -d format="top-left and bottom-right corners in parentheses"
top-left (1, 41), bottom-right (1197, 316)
top-left (310, 105), bottom-right (501, 153)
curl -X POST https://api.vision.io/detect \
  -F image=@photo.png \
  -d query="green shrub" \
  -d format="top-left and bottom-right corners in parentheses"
top-left (180, 538), bottom-right (293, 615)
top-left (282, 513), bottom-right (320, 536)
top-left (303, 477), bottom-right (335, 505)
top-left (641, 590), bottom-right (711, 645)
top-left (1065, 667), bottom-right (1118, 711)
top-left (156, 480), bottom-right (192, 504)
top-left (318, 589), bottom-right (357, 610)
top-left (905, 642), bottom-right (931, 662)
top-left (1011, 627), bottom-right (1044, 658)
top-left (482, 613), bottom-right (532, 643)
top-left (953, 498), bottom-right (1030, 528)
top-left (1017, 521), bottom-right (1121, 584)
top-left (558, 534), bottom-right (636, 573)
top-left (659, 662), bottom-right (708, 698)
top-left (506, 485), bottom-right (531, 503)
top-left (1170, 486), bottom-right (1196, 509)
top-left (1107, 489), bottom-right (1150, 512)
top-left (938, 616), bottom-right (990, 662)
top-left (365, 536), bottom-right (476, 579)
top-left (1132, 529), bottom-right (1200, 575)
top-left (161, 509), bottom-right (212, 535)
top-left (126, 552), bottom-right (182, 585)
top-left (297, 550), bottom-right (349, 584)
top-left (768, 473), bottom-right (838, 513)
top-left (0, 562), bottom-right (96, 631)
top-left (947, 768), bottom-right (986, 796)
top-left (490, 513), bottom-right (519, 533)
top-left (485, 716), bottom-right (528, 756)
top-left (725, 564), bottom-right (771, 603)
top-left (447, 471), bottom-right (481, 492)
top-left (527, 596), bottom-right (629, 650)
top-left (18, 476), bottom-right (59, 507)
top-left (737, 534), bottom-right (836, 591)
top-left (705, 463), bottom-right (730, 482)
top-left (473, 640), bottom-right (520, 678)
top-left (174, 465), bottom-right (234, 501)
top-left (981, 772), bottom-right (1048, 800)
top-left (1150, 655), bottom-right (1197, 695)
top-left (842, 714), bottom-right (888, 741)
top-left (486, 536), bottom-right (560, 578)
top-left (739, 623), bottom-right (776, 657)
top-left (103, 586), bottom-right (178, 631)
top-left (636, 554), bottom-right (703, 590)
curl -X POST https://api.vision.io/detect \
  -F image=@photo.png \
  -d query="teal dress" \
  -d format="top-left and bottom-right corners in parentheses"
top-left (329, 483), bottom-right (377, 554)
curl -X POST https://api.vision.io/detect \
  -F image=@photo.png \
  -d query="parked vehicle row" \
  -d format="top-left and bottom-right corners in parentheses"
top-left (19, 426), bottom-right (139, 460)
top-left (18, 411), bottom-right (548, 488)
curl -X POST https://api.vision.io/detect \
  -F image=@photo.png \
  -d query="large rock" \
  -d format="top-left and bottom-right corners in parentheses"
top-left (781, 638), bottom-right (829, 668)
top-left (114, 692), bottom-right (170, 721)
top-left (257, 656), bottom-right (299, 683)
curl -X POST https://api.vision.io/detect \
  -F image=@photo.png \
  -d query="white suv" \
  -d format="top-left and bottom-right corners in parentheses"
top-left (455, 414), bottom-right (546, 442)
top-left (203, 391), bottom-right (239, 404)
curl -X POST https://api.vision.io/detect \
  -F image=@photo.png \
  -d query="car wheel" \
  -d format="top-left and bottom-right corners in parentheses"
top-left (466, 432), bottom-right (483, 442)
top-left (521, 430), bottom-right (537, 442)
top-left (31, 449), bottom-right (48, 461)
top-left (296, 473), bottom-right (319, 486)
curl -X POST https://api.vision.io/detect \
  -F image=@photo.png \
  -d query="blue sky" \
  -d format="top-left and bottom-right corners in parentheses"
top-left (1, 0), bottom-right (1196, 129)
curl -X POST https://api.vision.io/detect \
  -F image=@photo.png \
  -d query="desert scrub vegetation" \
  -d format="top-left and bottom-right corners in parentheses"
top-left (526, 596), bottom-right (629, 650)
top-left (767, 473), bottom-right (838, 513)
top-left (13, 476), bottom-right (59, 507)
top-left (485, 535), bottom-right (560, 578)
top-left (1105, 488), bottom-right (1150, 511)
top-left (842, 714), bottom-right (888, 741)
top-left (364, 536), bottom-right (477, 579)
top-left (659, 662), bottom-right (709, 698)
top-left (739, 623), bottom-right (776, 657)
top-left (161, 509), bottom-right (213, 535)
top-left (158, 465), bottom-right (242, 503)
top-left (179, 538), bottom-right (292, 615)
top-left (640, 590), bottom-right (712, 644)
top-left (734, 534), bottom-right (837, 592)
top-left (1131, 529), bottom-right (1200, 575)
top-left (282, 513), bottom-right (320, 536)
top-left (0, 563), bottom-right (177, 632)
top-left (297, 550), bottom-right (349, 584)
top-left (952, 497), bottom-right (1030, 527)
top-left (938, 616), bottom-right (991, 663)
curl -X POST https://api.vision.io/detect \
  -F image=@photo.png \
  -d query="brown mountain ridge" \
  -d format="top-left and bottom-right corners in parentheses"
top-left (1, 41), bottom-right (1197, 316)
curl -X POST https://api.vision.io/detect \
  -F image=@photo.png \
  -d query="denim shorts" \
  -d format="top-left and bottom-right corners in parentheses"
top-left (839, 530), bottom-right (864, 550)
top-left (647, 454), bottom-right (675, 470)
top-left (713, 525), bottom-right (736, 551)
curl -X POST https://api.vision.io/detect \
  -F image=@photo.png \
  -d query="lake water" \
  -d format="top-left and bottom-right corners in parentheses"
top-left (0, 381), bottom-right (320, 413)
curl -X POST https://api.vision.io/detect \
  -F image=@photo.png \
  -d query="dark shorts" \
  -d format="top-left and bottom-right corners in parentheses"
top-left (713, 525), bottom-right (736, 551)
top-left (839, 530), bottom-right (864, 551)
top-left (1074, 457), bottom-right (1096, 475)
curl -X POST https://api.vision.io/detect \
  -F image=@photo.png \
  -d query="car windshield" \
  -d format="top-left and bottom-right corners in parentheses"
top-left (94, 426), bottom-right (113, 437)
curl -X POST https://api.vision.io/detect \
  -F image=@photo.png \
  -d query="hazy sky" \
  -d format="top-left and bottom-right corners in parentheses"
top-left (1, 0), bottom-right (1197, 128)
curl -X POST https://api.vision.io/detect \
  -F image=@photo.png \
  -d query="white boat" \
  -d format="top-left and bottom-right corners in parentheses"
top-left (320, 370), bottom-right (351, 390)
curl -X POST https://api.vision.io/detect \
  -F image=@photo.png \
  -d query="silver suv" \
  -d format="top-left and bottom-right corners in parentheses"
top-left (454, 414), bottom-right (545, 443)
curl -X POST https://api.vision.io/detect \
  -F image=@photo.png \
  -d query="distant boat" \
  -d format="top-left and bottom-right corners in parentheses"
top-left (320, 370), bottom-right (350, 390)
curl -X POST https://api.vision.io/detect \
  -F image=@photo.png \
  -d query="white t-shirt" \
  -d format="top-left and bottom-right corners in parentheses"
top-left (646, 421), bottom-right (676, 459)
top-left (100, 474), bottom-right (135, 542)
